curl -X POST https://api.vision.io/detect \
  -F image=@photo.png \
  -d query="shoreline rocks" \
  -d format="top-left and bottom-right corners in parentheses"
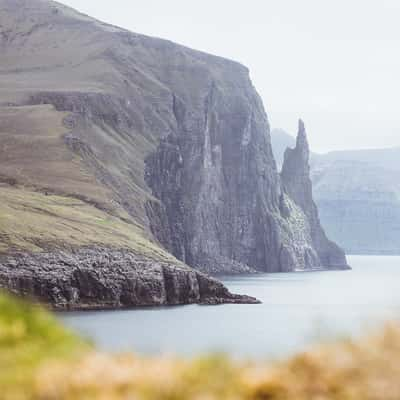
top-left (0, 247), bottom-right (260, 310)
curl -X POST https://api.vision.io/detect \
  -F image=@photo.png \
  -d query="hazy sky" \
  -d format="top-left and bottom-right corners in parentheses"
top-left (61, 0), bottom-right (400, 153)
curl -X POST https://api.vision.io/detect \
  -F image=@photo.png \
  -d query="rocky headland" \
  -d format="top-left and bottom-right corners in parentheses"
top-left (0, 247), bottom-right (259, 309)
top-left (0, 0), bottom-right (348, 309)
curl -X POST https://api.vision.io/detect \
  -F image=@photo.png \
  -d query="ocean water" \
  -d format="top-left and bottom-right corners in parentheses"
top-left (59, 255), bottom-right (400, 359)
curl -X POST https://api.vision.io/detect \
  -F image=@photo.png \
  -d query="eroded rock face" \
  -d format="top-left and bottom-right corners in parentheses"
top-left (144, 95), bottom-right (349, 272)
top-left (281, 120), bottom-right (348, 268)
top-left (144, 82), bottom-right (286, 273)
top-left (0, 248), bottom-right (259, 309)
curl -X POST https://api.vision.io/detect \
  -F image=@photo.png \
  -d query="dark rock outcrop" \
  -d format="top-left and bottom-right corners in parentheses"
top-left (281, 120), bottom-right (348, 268)
top-left (0, 247), bottom-right (259, 309)
top-left (144, 83), bottom-right (287, 273)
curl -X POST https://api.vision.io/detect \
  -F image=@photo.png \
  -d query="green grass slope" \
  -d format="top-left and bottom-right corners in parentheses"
top-left (0, 185), bottom-right (177, 262)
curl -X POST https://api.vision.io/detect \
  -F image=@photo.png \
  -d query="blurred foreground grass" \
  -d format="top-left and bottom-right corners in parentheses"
top-left (1, 291), bottom-right (400, 400)
top-left (0, 293), bottom-right (89, 399)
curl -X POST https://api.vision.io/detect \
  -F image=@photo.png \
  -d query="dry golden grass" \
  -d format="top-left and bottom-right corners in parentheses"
top-left (33, 324), bottom-right (400, 400)
top-left (2, 292), bottom-right (400, 400)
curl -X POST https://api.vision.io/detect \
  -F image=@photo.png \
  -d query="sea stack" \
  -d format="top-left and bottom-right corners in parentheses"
top-left (281, 120), bottom-right (349, 268)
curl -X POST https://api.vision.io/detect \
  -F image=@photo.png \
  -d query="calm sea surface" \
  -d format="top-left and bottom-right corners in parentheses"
top-left (60, 256), bottom-right (400, 359)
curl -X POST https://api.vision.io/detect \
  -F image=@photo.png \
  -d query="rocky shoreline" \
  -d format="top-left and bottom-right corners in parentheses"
top-left (0, 247), bottom-right (260, 310)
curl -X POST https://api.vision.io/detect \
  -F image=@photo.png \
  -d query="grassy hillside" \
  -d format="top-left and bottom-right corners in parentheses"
top-left (0, 101), bottom-right (176, 260)
top-left (1, 292), bottom-right (399, 400)
top-left (0, 105), bottom-right (111, 205)
top-left (0, 102), bottom-right (171, 257)
top-left (0, 185), bottom-right (176, 262)
top-left (0, 0), bottom-right (171, 258)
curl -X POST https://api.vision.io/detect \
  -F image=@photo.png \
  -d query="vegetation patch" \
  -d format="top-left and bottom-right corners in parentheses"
top-left (34, 325), bottom-right (400, 399)
top-left (0, 185), bottom-right (177, 263)
top-left (0, 292), bottom-right (89, 400)
top-left (1, 293), bottom-right (400, 400)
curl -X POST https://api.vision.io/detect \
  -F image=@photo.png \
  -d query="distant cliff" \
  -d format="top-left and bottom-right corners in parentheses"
top-left (271, 128), bottom-right (296, 168)
top-left (272, 128), bottom-right (400, 255)
top-left (0, 0), bottom-right (347, 308)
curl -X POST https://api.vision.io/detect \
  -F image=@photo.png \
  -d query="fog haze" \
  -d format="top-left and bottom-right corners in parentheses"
top-left (60, 0), bottom-right (400, 152)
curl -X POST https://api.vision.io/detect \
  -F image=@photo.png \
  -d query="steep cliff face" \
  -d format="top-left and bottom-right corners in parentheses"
top-left (144, 77), bottom-right (288, 273)
top-left (144, 105), bottom-right (349, 272)
top-left (144, 90), bottom-right (349, 272)
top-left (281, 121), bottom-right (348, 268)
top-left (0, 0), bottom-right (348, 310)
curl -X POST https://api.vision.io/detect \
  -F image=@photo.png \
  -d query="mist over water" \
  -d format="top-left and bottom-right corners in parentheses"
top-left (60, 256), bottom-right (400, 359)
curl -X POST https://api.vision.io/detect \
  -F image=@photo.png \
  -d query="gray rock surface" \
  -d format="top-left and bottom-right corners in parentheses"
top-left (144, 98), bottom-right (347, 272)
top-left (0, 247), bottom-right (259, 309)
top-left (281, 120), bottom-right (348, 268)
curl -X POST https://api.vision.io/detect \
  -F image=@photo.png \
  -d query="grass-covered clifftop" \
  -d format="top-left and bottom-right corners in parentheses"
top-left (1, 292), bottom-right (399, 400)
